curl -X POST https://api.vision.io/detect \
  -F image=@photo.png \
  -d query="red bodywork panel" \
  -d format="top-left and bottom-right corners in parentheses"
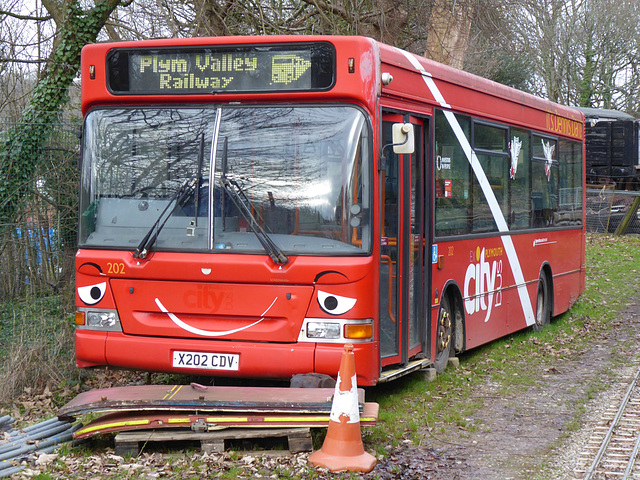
top-left (75, 250), bottom-right (380, 386)
top-left (73, 403), bottom-right (380, 439)
top-left (431, 229), bottom-right (585, 350)
top-left (59, 384), bottom-right (362, 416)
top-left (110, 280), bottom-right (313, 341)
top-left (81, 36), bottom-right (380, 116)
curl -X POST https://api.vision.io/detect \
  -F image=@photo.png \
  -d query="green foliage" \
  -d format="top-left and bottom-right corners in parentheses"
top-left (0, 294), bottom-right (78, 401)
top-left (0, 295), bottom-right (64, 351)
top-left (32, 474), bottom-right (56, 480)
top-left (0, 0), bottom-right (122, 228)
top-left (578, 33), bottom-right (596, 107)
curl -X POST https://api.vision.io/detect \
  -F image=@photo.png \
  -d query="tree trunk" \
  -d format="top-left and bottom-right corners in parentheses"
top-left (425, 0), bottom-right (475, 69)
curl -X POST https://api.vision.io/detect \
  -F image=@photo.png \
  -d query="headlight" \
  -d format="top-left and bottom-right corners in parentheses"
top-left (87, 311), bottom-right (117, 328)
top-left (306, 322), bottom-right (341, 339)
top-left (76, 308), bottom-right (122, 332)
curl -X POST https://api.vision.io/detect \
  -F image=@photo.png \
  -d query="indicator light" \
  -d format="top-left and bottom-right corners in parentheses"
top-left (344, 323), bottom-right (373, 340)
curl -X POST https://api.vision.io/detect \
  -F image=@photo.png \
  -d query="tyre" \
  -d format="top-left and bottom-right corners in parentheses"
top-left (533, 273), bottom-right (551, 331)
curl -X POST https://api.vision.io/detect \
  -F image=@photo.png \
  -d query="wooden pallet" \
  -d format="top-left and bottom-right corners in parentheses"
top-left (114, 427), bottom-right (313, 456)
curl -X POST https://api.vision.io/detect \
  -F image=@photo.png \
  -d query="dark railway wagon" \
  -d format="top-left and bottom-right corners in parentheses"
top-left (577, 107), bottom-right (640, 189)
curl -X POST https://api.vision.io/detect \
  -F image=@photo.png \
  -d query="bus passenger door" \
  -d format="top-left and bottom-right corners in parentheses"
top-left (379, 115), bottom-right (428, 370)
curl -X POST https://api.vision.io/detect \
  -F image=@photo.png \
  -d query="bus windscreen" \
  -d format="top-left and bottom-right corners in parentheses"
top-left (106, 43), bottom-right (336, 94)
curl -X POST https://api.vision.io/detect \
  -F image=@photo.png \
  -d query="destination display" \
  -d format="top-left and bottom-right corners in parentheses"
top-left (106, 43), bottom-right (335, 94)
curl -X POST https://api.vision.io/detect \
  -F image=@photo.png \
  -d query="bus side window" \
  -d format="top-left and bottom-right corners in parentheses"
top-left (532, 136), bottom-right (559, 228)
top-left (509, 129), bottom-right (531, 230)
top-left (556, 139), bottom-right (583, 226)
top-left (434, 110), bottom-right (472, 236)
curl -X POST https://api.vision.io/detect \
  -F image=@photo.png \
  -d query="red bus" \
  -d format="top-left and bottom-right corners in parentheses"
top-left (75, 36), bottom-right (585, 386)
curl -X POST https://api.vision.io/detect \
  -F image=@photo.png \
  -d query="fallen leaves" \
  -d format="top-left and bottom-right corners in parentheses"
top-left (34, 452), bottom-right (58, 466)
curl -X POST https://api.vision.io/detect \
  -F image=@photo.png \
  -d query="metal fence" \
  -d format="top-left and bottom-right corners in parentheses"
top-left (586, 185), bottom-right (640, 235)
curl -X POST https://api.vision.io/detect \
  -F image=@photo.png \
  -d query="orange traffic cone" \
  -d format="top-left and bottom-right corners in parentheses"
top-left (308, 344), bottom-right (377, 473)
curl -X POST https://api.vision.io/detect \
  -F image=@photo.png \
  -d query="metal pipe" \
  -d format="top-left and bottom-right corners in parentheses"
top-left (0, 465), bottom-right (24, 478)
top-left (0, 425), bottom-right (76, 462)
top-left (3, 419), bottom-right (69, 444)
top-left (8, 417), bottom-right (61, 436)
top-left (0, 420), bottom-right (81, 478)
top-left (0, 459), bottom-right (19, 472)
top-left (0, 425), bottom-right (78, 472)
top-left (0, 422), bottom-right (73, 457)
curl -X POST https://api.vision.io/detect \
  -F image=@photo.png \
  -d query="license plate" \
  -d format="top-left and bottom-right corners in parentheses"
top-left (172, 351), bottom-right (239, 371)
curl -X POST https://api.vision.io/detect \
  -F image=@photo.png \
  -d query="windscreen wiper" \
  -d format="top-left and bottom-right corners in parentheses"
top-left (219, 176), bottom-right (289, 265)
top-left (133, 178), bottom-right (197, 259)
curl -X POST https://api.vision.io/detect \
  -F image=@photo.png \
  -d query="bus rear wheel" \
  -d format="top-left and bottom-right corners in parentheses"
top-left (534, 273), bottom-right (551, 331)
top-left (434, 295), bottom-right (453, 374)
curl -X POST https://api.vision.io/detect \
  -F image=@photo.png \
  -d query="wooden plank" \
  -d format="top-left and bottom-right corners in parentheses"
top-left (614, 196), bottom-right (640, 235)
top-left (114, 427), bottom-right (313, 456)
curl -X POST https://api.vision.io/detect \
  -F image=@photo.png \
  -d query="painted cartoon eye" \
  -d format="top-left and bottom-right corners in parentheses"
top-left (78, 282), bottom-right (107, 306)
top-left (317, 290), bottom-right (357, 316)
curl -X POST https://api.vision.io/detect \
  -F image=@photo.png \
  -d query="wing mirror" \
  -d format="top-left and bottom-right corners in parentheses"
top-left (392, 123), bottom-right (415, 154)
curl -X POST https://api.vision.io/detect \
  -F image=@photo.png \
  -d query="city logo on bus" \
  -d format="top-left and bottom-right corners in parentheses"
top-left (463, 246), bottom-right (503, 322)
top-left (183, 285), bottom-right (231, 311)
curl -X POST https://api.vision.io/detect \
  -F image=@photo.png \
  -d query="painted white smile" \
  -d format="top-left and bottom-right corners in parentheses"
top-left (155, 297), bottom-right (277, 337)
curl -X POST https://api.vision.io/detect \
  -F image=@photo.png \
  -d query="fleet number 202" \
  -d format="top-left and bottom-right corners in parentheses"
top-left (107, 262), bottom-right (126, 275)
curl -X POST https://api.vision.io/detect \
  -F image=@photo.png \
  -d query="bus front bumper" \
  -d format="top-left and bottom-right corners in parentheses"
top-left (75, 330), bottom-right (379, 386)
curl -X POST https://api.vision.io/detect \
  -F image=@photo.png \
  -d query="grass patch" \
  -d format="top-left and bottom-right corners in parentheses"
top-left (0, 294), bottom-right (78, 403)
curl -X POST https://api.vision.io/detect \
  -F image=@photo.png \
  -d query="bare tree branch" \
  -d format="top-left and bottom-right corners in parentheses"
top-left (0, 58), bottom-right (48, 64)
top-left (0, 9), bottom-right (52, 21)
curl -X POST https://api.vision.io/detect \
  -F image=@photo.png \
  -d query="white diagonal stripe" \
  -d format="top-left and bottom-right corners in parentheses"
top-left (397, 49), bottom-right (535, 326)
